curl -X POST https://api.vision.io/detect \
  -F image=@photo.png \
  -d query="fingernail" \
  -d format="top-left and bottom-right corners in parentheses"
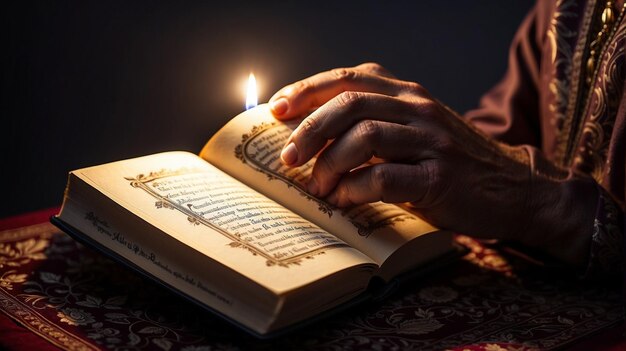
top-left (280, 143), bottom-right (298, 165)
top-left (270, 97), bottom-right (288, 115)
top-left (307, 177), bottom-right (319, 196)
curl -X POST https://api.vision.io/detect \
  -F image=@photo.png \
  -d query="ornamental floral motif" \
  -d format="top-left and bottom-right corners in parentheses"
top-left (0, 223), bottom-right (622, 350)
top-left (0, 270), bottom-right (28, 290)
top-left (0, 237), bottom-right (48, 269)
top-left (57, 307), bottom-right (96, 326)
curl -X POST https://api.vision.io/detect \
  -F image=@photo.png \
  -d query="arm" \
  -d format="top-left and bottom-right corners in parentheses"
top-left (267, 61), bottom-right (625, 277)
top-left (463, 0), bottom-right (624, 279)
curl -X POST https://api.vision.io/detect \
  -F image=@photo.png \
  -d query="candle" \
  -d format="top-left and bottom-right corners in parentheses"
top-left (245, 73), bottom-right (258, 110)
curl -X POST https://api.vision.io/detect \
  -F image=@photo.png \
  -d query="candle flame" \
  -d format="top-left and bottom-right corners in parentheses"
top-left (246, 73), bottom-right (257, 110)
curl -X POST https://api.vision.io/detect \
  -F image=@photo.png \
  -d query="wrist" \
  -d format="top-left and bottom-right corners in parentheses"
top-left (519, 146), bottom-right (596, 266)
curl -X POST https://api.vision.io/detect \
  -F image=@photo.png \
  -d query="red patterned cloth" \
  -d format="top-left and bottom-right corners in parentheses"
top-left (0, 208), bottom-right (66, 351)
top-left (0, 208), bottom-right (624, 350)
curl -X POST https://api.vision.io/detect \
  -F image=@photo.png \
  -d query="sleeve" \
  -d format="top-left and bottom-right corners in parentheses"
top-left (464, 1), bottom-right (625, 281)
top-left (582, 188), bottom-right (624, 280)
top-left (508, 146), bottom-right (624, 282)
top-left (463, 1), bottom-right (546, 147)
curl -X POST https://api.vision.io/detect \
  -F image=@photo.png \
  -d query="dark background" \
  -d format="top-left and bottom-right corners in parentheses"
top-left (2, 1), bottom-right (534, 218)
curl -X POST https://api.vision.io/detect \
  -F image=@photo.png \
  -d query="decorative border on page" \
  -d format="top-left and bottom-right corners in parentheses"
top-left (125, 168), bottom-right (342, 267)
top-left (235, 123), bottom-right (416, 238)
top-left (234, 122), bottom-right (335, 217)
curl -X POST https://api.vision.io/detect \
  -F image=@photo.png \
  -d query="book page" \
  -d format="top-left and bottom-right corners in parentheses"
top-left (70, 152), bottom-right (375, 295)
top-left (201, 105), bottom-right (445, 274)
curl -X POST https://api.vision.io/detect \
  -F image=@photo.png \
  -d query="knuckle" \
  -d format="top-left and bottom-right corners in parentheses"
top-left (419, 162), bottom-right (448, 206)
top-left (355, 120), bottom-right (382, 145)
top-left (336, 91), bottom-right (366, 113)
top-left (414, 99), bottom-right (440, 117)
top-left (331, 67), bottom-right (358, 82)
top-left (402, 81), bottom-right (426, 95)
top-left (336, 184), bottom-right (355, 207)
top-left (357, 62), bottom-right (385, 73)
top-left (300, 116), bottom-right (321, 136)
top-left (316, 151), bottom-right (337, 175)
top-left (371, 166), bottom-right (393, 194)
top-left (292, 80), bottom-right (314, 96)
top-left (434, 134), bottom-right (457, 153)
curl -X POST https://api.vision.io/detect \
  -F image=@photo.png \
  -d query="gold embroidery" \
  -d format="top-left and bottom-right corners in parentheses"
top-left (574, 17), bottom-right (626, 182)
top-left (0, 224), bottom-right (100, 351)
top-left (547, 0), bottom-right (580, 134)
top-left (556, 0), bottom-right (598, 164)
top-left (0, 271), bottom-right (27, 290)
top-left (558, 0), bottom-right (626, 168)
top-left (57, 308), bottom-right (96, 326)
top-left (0, 222), bottom-right (622, 349)
top-left (0, 289), bottom-right (100, 351)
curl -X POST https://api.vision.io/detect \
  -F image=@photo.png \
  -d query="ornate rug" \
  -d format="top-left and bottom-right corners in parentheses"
top-left (0, 213), bottom-right (623, 350)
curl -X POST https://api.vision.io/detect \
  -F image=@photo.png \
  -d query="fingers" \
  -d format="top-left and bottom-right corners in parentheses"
top-left (279, 92), bottom-right (422, 167)
top-left (269, 64), bottom-right (417, 120)
top-left (325, 162), bottom-right (436, 207)
top-left (308, 121), bottom-right (438, 197)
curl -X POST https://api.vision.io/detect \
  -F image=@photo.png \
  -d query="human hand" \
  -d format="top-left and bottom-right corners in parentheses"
top-left (268, 63), bottom-right (535, 241)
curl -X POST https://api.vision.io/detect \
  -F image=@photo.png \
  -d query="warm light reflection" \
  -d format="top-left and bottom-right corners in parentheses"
top-left (246, 73), bottom-right (258, 110)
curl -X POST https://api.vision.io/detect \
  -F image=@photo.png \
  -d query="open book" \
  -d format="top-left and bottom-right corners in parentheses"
top-left (53, 104), bottom-right (455, 337)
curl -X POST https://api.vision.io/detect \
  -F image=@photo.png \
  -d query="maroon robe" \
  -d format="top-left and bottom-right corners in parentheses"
top-left (465, 0), bottom-right (625, 278)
